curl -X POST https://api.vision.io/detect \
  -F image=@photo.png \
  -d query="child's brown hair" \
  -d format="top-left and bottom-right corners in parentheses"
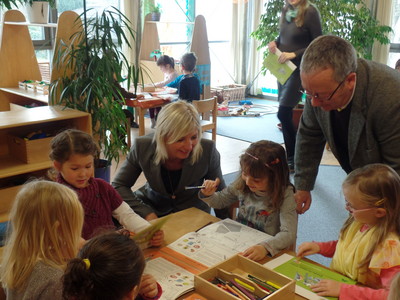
top-left (180, 52), bottom-right (197, 72)
top-left (49, 129), bottom-right (99, 163)
top-left (63, 232), bottom-right (145, 300)
top-left (233, 140), bottom-right (291, 209)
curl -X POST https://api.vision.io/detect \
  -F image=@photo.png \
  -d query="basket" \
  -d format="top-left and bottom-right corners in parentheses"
top-left (211, 84), bottom-right (246, 103)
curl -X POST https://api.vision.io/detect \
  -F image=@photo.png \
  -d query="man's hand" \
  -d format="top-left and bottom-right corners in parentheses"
top-left (295, 190), bottom-right (312, 214)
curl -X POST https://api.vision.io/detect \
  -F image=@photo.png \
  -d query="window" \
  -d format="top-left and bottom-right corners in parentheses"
top-left (389, 0), bottom-right (400, 68)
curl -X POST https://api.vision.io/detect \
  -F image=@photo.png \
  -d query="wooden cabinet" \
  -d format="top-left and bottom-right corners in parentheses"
top-left (0, 106), bottom-right (91, 222)
top-left (0, 9), bottom-right (81, 111)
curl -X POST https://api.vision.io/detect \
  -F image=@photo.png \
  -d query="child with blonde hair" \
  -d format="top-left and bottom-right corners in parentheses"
top-left (49, 129), bottom-right (163, 246)
top-left (297, 164), bottom-right (400, 299)
top-left (200, 140), bottom-right (297, 261)
top-left (63, 232), bottom-right (162, 300)
top-left (0, 180), bottom-right (84, 299)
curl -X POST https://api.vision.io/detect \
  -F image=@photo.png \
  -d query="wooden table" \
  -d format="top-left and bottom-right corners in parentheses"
top-left (156, 208), bottom-right (309, 300)
top-left (125, 97), bottom-right (171, 136)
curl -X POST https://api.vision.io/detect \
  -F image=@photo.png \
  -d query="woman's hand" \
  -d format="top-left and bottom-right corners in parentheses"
top-left (241, 245), bottom-right (268, 261)
top-left (201, 178), bottom-right (220, 197)
top-left (150, 230), bottom-right (164, 247)
top-left (268, 41), bottom-right (277, 54)
top-left (145, 212), bottom-right (158, 221)
top-left (140, 274), bottom-right (159, 298)
top-left (296, 242), bottom-right (320, 259)
top-left (311, 279), bottom-right (342, 297)
top-left (278, 52), bottom-right (296, 63)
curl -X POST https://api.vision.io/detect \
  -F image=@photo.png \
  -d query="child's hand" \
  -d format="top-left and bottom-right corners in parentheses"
top-left (201, 178), bottom-right (220, 197)
top-left (140, 274), bottom-right (159, 298)
top-left (241, 245), bottom-right (268, 261)
top-left (311, 279), bottom-right (341, 297)
top-left (296, 242), bottom-right (320, 259)
top-left (150, 230), bottom-right (164, 247)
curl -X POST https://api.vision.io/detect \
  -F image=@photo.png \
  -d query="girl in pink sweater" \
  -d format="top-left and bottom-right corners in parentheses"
top-left (297, 164), bottom-right (400, 299)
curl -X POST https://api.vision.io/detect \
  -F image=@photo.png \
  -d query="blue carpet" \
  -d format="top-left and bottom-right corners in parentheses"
top-left (223, 165), bottom-right (348, 267)
top-left (217, 98), bottom-right (283, 144)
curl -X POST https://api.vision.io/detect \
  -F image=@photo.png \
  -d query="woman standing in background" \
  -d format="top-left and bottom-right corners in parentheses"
top-left (268, 0), bottom-right (322, 171)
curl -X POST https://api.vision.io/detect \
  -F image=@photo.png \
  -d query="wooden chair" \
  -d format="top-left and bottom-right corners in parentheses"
top-left (192, 96), bottom-right (218, 141)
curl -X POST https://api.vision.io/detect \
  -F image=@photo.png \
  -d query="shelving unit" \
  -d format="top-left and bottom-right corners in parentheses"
top-left (139, 14), bottom-right (211, 99)
top-left (0, 106), bottom-right (91, 222)
top-left (0, 10), bottom-right (89, 223)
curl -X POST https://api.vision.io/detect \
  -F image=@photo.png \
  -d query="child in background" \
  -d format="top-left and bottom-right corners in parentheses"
top-left (167, 52), bottom-right (201, 102)
top-left (200, 140), bottom-right (297, 261)
top-left (149, 55), bottom-right (179, 129)
top-left (63, 232), bottom-right (162, 300)
top-left (49, 129), bottom-right (164, 245)
top-left (0, 180), bottom-right (84, 300)
top-left (297, 164), bottom-right (400, 299)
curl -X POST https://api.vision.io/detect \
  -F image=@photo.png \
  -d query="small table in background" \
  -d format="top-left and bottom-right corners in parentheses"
top-left (125, 97), bottom-right (171, 136)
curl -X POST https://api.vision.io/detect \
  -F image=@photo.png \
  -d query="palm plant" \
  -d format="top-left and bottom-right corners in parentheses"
top-left (251, 0), bottom-right (393, 72)
top-left (50, 7), bottom-right (136, 164)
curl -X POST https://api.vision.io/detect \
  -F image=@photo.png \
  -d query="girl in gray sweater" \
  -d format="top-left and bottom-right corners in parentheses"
top-left (200, 140), bottom-right (298, 261)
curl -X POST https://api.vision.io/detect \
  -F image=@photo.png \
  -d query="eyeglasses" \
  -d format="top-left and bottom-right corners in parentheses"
top-left (345, 201), bottom-right (376, 214)
top-left (300, 77), bottom-right (346, 102)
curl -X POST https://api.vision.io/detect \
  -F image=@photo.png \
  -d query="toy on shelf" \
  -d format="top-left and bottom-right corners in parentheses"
top-left (18, 80), bottom-right (49, 94)
top-left (150, 49), bottom-right (162, 61)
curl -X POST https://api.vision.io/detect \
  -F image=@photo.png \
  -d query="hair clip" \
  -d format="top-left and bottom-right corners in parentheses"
top-left (374, 198), bottom-right (385, 206)
top-left (245, 152), bottom-right (280, 168)
top-left (82, 258), bottom-right (91, 270)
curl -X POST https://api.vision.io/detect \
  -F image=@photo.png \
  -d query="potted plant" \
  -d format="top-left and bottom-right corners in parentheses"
top-left (150, 2), bottom-right (162, 21)
top-left (50, 7), bottom-right (137, 169)
top-left (252, 0), bottom-right (392, 128)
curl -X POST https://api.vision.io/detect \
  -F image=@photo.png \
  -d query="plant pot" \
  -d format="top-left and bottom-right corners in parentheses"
top-left (151, 12), bottom-right (161, 21)
top-left (26, 1), bottom-right (49, 24)
top-left (94, 159), bottom-right (111, 183)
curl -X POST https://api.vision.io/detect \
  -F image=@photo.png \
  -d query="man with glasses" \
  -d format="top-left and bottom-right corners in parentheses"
top-left (294, 35), bottom-right (400, 214)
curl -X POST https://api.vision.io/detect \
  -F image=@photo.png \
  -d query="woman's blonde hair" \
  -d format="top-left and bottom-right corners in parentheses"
top-left (281, 0), bottom-right (310, 27)
top-left (340, 164), bottom-right (400, 270)
top-left (153, 100), bottom-right (203, 165)
top-left (0, 180), bottom-right (84, 290)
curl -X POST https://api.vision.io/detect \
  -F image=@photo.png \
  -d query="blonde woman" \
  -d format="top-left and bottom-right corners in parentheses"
top-left (112, 100), bottom-right (228, 221)
top-left (267, 0), bottom-right (322, 171)
top-left (0, 180), bottom-right (84, 300)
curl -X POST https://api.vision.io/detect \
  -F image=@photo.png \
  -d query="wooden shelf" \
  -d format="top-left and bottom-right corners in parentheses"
top-left (0, 87), bottom-right (48, 104)
top-left (0, 155), bottom-right (52, 179)
top-left (0, 105), bottom-right (90, 128)
top-left (4, 21), bottom-right (57, 28)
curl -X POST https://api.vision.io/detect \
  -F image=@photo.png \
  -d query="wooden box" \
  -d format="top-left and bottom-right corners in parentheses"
top-left (194, 255), bottom-right (295, 300)
top-left (7, 134), bottom-right (53, 164)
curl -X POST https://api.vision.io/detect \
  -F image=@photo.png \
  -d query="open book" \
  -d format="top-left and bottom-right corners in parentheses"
top-left (263, 48), bottom-right (297, 85)
top-left (264, 253), bottom-right (356, 300)
top-left (144, 219), bottom-right (273, 299)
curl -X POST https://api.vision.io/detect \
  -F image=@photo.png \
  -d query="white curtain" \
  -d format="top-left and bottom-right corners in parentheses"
top-left (231, 0), bottom-right (264, 95)
top-left (364, 0), bottom-right (393, 64)
top-left (122, 0), bottom-right (142, 66)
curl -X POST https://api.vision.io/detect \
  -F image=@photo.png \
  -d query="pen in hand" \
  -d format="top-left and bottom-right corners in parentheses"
top-left (184, 185), bottom-right (206, 190)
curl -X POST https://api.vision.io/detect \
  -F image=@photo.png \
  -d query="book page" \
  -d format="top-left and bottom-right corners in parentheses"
top-left (144, 257), bottom-right (195, 300)
top-left (167, 231), bottom-right (238, 267)
top-left (198, 218), bottom-right (273, 252)
top-left (167, 219), bottom-right (273, 267)
top-left (263, 48), bottom-right (297, 85)
top-left (264, 253), bottom-right (356, 300)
